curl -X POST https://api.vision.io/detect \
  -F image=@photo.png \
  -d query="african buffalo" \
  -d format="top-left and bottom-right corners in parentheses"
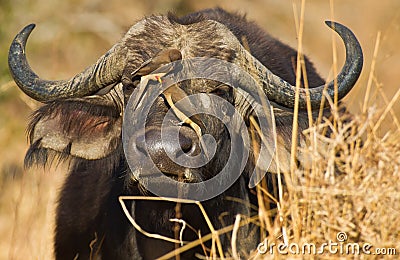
top-left (9, 8), bottom-right (362, 259)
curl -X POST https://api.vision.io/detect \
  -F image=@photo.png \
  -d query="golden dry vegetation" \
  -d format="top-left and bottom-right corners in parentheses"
top-left (0, 0), bottom-right (399, 259)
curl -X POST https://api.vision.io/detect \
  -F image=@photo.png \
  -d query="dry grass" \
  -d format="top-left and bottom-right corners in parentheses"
top-left (1, 0), bottom-right (399, 259)
top-left (252, 100), bottom-right (400, 258)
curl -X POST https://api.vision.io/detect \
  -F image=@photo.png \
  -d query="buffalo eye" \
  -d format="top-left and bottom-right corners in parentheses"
top-left (210, 84), bottom-right (232, 101)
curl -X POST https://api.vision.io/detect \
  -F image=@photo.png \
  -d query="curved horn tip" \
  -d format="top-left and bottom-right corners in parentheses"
top-left (17, 24), bottom-right (36, 41)
top-left (324, 20), bottom-right (347, 32)
top-left (324, 20), bottom-right (335, 27)
top-left (24, 23), bottom-right (36, 31)
top-left (10, 24), bottom-right (36, 53)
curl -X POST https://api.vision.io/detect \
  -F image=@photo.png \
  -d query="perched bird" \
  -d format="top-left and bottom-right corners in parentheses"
top-left (132, 48), bottom-right (182, 77)
top-left (131, 48), bottom-right (183, 109)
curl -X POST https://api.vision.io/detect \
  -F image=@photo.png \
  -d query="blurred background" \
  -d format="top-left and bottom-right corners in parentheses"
top-left (1, 0), bottom-right (399, 259)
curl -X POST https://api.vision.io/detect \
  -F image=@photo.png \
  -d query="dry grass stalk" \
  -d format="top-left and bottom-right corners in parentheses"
top-left (119, 196), bottom-right (226, 259)
top-left (231, 214), bottom-right (241, 259)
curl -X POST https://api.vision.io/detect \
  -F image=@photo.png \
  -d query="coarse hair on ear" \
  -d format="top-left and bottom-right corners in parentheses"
top-left (25, 86), bottom-right (124, 168)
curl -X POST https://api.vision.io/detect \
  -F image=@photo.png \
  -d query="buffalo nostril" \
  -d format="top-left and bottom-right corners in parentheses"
top-left (135, 127), bottom-right (200, 160)
top-left (132, 127), bottom-right (205, 175)
top-left (178, 132), bottom-right (195, 155)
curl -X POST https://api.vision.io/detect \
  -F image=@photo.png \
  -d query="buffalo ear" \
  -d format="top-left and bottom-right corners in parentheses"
top-left (25, 87), bottom-right (123, 167)
top-left (251, 108), bottom-right (310, 174)
top-left (264, 127), bottom-right (291, 174)
top-left (247, 115), bottom-right (291, 175)
top-left (233, 89), bottom-right (287, 174)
